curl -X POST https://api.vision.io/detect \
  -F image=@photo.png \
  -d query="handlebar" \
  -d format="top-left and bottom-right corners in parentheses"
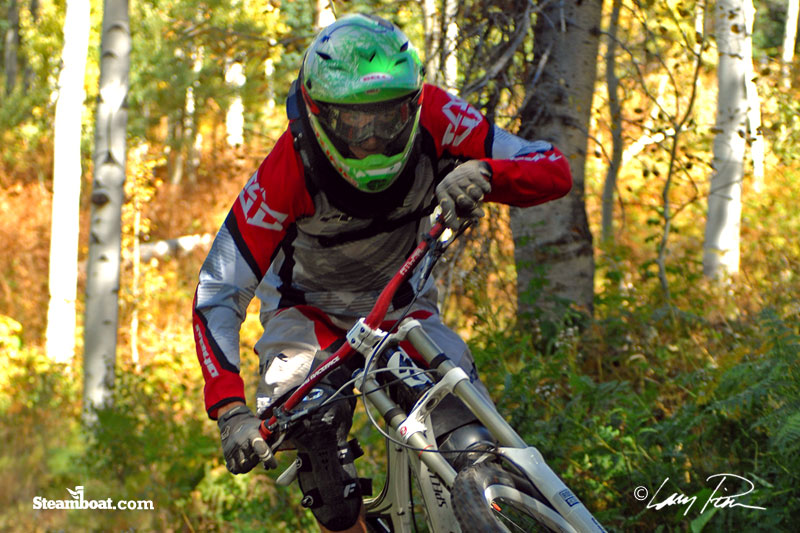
top-left (259, 220), bottom-right (448, 440)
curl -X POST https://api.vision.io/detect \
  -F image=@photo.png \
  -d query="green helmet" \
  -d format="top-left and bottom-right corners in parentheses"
top-left (301, 14), bottom-right (424, 193)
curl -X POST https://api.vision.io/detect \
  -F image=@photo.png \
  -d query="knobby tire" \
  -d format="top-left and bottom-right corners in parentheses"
top-left (451, 462), bottom-right (572, 533)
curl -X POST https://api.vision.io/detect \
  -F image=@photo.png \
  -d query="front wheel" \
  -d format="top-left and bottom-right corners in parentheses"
top-left (451, 462), bottom-right (576, 533)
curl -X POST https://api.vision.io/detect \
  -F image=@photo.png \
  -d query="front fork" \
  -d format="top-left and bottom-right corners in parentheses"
top-left (361, 373), bottom-right (462, 533)
top-left (397, 321), bottom-right (607, 533)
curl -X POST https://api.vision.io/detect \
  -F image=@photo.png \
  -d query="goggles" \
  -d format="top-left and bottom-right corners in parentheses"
top-left (316, 92), bottom-right (421, 147)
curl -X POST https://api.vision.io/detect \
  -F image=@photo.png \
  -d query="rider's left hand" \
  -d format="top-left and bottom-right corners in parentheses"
top-left (217, 404), bottom-right (278, 474)
top-left (436, 160), bottom-right (492, 227)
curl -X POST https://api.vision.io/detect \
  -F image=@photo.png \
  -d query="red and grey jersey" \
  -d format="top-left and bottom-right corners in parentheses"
top-left (193, 83), bottom-right (572, 418)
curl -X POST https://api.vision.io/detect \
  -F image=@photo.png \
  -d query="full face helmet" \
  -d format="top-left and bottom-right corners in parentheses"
top-left (301, 14), bottom-right (424, 193)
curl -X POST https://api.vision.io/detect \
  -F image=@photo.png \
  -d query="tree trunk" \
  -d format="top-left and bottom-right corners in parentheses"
top-left (511, 0), bottom-right (601, 321)
top-left (184, 48), bottom-right (203, 183)
top-left (84, 0), bottom-right (130, 417)
top-left (224, 60), bottom-right (245, 147)
top-left (167, 110), bottom-right (185, 185)
top-left (264, 57), bottom-right (276, 111)
top-left (441, 0), bottom-right (459, 91)
top-left (23, 0), bottom-right (40, 91)
top-left (4, 0), bottom-right (19, 96)
top-left (601, 0), bottom-right (623, 244)
top-left (314, 0), bottom-right (336, 30)
top-left (423, 0), bottom-right (441, 84)
top-left (782, 0), bottom-right (799, 88)
top-left (704, 0), bottom-right (748, 279)
top-left (45, 0), bottom-right (91, 364)
top-left (743, 0), bottom-right (764, 193)
top-left (421, 0), bottom-right (458, 89)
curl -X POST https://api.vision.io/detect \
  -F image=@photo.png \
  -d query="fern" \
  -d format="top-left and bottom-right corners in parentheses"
top-left (696, 308), bottom-right (800, 529)
top-left (713, 309), bottom-right (800, 426)
top-left (773, 411), bottom-right (800, 453)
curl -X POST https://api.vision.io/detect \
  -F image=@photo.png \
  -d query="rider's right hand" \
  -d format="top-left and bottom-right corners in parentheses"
top-left (435, 160), bottom-right (492, 227)
top-left (217, 404), bottom-right (278, 474)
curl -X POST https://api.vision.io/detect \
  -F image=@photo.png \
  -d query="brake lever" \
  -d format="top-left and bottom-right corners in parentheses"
top-left (416, 217), bottom-right (474, 292)
top-left (276, 458), bottom-right (300, 486)
top-left (416, 248), bottom-right (439, 292)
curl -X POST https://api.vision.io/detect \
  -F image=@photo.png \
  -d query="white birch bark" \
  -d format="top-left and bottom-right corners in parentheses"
top-left (315, 0), bottom-right (336, 30)
top-left (421, 0), bottom-right (457, 89)
top-left (224, 61), bottom-right (246, 147)
top-left (743, 0), bottom-right (765, 193)
top-left (264, 57), bottom-right (276, 111)
top-left (782, 0), bottom-right (799, 88)
top-left (184, 48), bottom-right (203, 182)
top-left (84, 0), bottom-right (130, 417)
top-left (704, 0), bottom-right (748, 279)
top-left (423, 0), bottom-right (442, 84)
top-left (442, 0), bottom-right (459, 91)
top-left (46, 0), bottom-right (91, 363)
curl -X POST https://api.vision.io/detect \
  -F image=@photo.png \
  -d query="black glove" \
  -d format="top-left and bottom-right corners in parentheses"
top-left (435, 160), bottom-right (492, 227)
top-left (217, 404), bottom-right (277, 474)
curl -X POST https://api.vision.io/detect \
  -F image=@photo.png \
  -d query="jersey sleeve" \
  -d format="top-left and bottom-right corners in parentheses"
top-left (192, 130), bottom-right (315, 419)
top-left (419, 84), bottom-right (572, 207)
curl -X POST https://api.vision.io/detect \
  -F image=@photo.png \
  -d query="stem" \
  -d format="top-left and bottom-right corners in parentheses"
top-left (655, 1), bottom-right (706, 312)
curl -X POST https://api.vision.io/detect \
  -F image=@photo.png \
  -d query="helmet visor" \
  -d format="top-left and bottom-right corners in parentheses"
top-left (317, 92), bottom-right (421, 147)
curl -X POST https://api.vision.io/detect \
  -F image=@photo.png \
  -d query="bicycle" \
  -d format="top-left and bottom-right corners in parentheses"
top-left (258, 216), bottom-right (607, 533)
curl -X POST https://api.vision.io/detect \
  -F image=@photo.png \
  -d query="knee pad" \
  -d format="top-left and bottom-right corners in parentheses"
top-left (437, 422), bottom-right (497, 472)
top-left (291, 385), bottom-right (363, 531)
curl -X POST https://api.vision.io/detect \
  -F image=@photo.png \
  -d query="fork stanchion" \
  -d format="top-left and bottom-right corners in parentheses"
top-left (405, 323), bottom-right (527, 449)
top-left (362, 376), bottom-right (458, 486)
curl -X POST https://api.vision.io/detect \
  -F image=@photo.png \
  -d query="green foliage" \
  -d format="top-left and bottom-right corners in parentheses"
top-left (4, 1), bottom-right (800, 532)
top-left (0, 337), bottom-right (83, 532)
top-left (127, 0), bottom-right (292, 144)
top-left (471, 304), bottom-right (800, 532)
top-left (0, 338), bottom-right (321, 532)
top-left (752, 0), bottom-right (798, 54)
top-left (0, 314), bottom-right (23, 353)
top-left (83, 358), bottom-right (318, 531)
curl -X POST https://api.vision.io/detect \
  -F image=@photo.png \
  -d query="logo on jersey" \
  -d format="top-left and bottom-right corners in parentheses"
top-left (442, 94), bottom-right (483, 147)
top-left (516, 152), bottom-right (564, 163)
top-left (194, 324), bottom-right (219, 378)
top-left (239, 172), bottom-right (288, 230)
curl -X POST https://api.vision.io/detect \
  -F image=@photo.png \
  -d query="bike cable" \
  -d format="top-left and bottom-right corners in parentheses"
top-left (285, 217), bottom-right (532, 477)
top-left (349, 217), bottom-right (531, 463)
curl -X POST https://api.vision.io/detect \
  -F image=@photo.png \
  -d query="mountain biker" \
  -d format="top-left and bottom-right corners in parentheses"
top-left (192, 13), bottom-right (572, 533)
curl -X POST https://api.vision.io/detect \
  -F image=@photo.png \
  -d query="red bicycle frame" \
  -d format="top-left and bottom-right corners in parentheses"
top-left (259, 220), bottom-right (446, 440)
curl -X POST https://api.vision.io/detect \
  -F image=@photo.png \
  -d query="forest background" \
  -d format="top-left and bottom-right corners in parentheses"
top-left (1, 0), bottom-right (799, 531)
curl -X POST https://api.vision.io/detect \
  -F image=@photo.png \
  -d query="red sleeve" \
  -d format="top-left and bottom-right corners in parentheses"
top-left (483, 148), bottom-right (572, 207)
top-left (420, 83), bottom-right (492, 160)
top-left (193, 129), bottom-right (315, 419)
top-left (230, 130), bottom-right (315, 278)
top-left (419, 84), bottom-right (572, 207)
